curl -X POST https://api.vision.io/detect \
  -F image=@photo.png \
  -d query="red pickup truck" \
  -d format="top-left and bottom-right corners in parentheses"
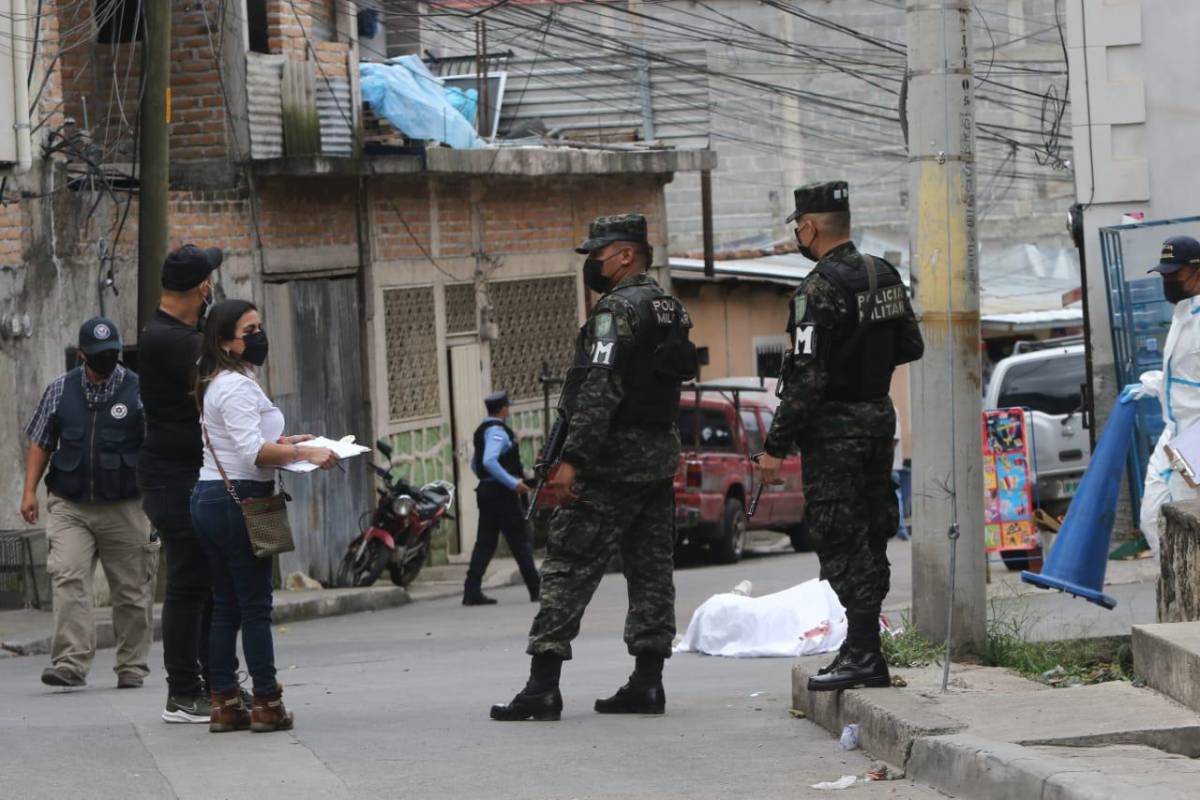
top-left (530, 381), bottom-right (809, 564)
top-left (675, 383), bottom-right (808, 562)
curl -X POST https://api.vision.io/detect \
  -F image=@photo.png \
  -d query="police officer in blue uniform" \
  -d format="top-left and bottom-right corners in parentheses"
top-left (462, 391), bottom-right (541, 606)
top-left (20, 317), bottom-right (158, 689)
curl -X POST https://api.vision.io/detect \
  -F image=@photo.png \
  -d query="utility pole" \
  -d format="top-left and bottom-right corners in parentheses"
top-left (906, 0), bottom-right (987, 657)
top-left (138, 0), bottom-right (171, 334)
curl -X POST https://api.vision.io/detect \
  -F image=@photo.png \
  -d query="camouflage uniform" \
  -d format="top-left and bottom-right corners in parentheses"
top-left (528, 215), bottom-right (695, 661)
top-left (763, 183), bottom-right (923, 619)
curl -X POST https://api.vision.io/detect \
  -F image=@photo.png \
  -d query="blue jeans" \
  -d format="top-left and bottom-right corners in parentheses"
top-left (190, 480), bottom-right (277, 696)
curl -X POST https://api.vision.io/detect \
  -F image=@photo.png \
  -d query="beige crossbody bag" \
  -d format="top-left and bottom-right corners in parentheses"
top-left (202, 425), bottom-right (295, 558)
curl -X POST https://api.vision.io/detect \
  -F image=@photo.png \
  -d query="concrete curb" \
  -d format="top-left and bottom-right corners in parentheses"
top-left (790, 660), bottom-right (966, 767)
top-left (1, 585), bottom-right (412, 658)
top-left (908, 734), bottom-right (1194, 800)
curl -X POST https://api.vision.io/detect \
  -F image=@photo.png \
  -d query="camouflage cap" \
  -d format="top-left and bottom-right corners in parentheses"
top-left (575, 213), bottom-right (649, 254)
top-left (786, 180), bottom-right (850, 223)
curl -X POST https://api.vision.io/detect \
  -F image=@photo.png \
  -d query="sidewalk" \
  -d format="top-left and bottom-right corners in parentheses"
top-left (0, 558), bottom-right (529, 659)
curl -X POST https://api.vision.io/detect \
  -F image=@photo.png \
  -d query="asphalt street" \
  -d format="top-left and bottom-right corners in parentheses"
top-left (0, 539), bottom-right (948, 799)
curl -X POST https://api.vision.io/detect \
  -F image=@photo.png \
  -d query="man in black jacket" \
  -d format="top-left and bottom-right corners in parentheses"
top-left (138, 244), bottom-right (222, 722)
top-left (462, 391), bottom-right (541, 606)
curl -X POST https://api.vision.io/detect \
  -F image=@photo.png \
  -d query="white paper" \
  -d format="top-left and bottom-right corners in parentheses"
top-left (280, 436), bottom-right (372, 473)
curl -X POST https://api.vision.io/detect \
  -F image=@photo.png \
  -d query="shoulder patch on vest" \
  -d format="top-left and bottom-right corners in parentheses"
top-left (793, 295), bottom-right (808, 323)
top-left (589, 312), bottom-right (620, 370)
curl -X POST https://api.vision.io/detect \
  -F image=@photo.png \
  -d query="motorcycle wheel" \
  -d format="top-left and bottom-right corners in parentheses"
top-left (339, 537), bottom-right (390, 587)
top-left (388, 538), bottom-right (428, 588)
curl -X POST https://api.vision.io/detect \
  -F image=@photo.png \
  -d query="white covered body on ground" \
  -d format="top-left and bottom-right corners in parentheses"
top-left (674, 578), bottom-right (848, 658)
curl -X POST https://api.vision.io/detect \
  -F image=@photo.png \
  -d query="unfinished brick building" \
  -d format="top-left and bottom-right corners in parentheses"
top-left (0, 0), bottom-right (710, 584)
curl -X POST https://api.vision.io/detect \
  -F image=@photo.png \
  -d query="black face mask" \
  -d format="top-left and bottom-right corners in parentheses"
top-left (795, 225), bottom-right (818, 262)
top-left (583, 257), bottom-right (614, 294)
top-left (1163, 278), bottom-right (1191, 305)
top-left (241, 330), bottom-right (269, 366)
top-left (85, 350), bottom-right (120, 377)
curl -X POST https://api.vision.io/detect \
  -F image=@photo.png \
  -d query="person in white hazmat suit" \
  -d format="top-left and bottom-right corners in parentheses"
top-left (1121, 235), bottom-right (1200, 557)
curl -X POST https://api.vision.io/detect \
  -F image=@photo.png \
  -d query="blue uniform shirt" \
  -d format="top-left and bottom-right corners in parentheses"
top-left (472, 417), bottom-right (520, 491)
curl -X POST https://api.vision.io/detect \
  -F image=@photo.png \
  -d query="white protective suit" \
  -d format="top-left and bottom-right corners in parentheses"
top-left (1137, 295), bottom-right (1200, 556)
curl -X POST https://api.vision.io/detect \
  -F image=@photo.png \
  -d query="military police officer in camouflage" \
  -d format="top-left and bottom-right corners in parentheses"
top-left (756, 181), bottom-right (924, 692)
top-left (491, 213), bottom-right (697, 722)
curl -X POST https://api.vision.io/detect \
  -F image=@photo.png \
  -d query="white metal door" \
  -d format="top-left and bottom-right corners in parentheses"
top-left (450, 343), bottom-right (485, 555)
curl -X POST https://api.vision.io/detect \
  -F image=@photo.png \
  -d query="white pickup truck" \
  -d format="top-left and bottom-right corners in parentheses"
top-left (984, 341), bottom-right (1090, 516)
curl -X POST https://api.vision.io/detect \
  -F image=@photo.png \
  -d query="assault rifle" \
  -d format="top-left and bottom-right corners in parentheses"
top-left (525, 411), bottom-right (569, 521)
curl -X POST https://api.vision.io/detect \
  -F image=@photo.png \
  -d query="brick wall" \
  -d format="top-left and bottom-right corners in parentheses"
top-left (256, 178), bottom-right (357, 250)
top-left (268, 0), bottom-right (338, 59)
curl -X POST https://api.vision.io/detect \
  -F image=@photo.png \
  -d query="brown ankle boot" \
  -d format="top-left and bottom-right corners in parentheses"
top-left (251, 684), bottom-right (295, 733)
top-left (209, 687), bottom-right (251, 733)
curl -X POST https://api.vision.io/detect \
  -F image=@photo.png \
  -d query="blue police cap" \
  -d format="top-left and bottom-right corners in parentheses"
top-left (1150, 235), bottom-right (1200, 275)
top-left (78, 317), bottom-right (122, 355)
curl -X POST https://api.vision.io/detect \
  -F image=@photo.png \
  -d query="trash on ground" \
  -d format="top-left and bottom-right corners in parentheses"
top-left (866, 763), bottom-right (889, 781)
top-left (731, 580), bottom-right (753, 596)
top-left (839, 723), bottom-right (860, 751)
top-left (789, 708), bottom-right (807, 719)
top-left (749, 691), bottom-right (765, 697)
top-left (890, 675), bottom-right (908, 688)
top-left (285, 571), bottom-right (323, 592)
top-left (812, 775), bottom-right (859, 790)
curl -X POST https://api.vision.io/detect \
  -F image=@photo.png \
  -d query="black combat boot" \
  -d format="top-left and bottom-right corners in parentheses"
top-left (807, 611), bottom-right (890, 692)
top-left (491, 654), bottom-right (563, 721)
top-left (817, 642), bottom-right (849, 676)
top-left (595, 654), bottom-right (666, 715)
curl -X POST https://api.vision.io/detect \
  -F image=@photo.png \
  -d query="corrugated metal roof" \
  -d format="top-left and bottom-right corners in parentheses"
top-left (668, 252), bottom-right (1081, 323)
top-left (498, 51), bottom-right (711, 146)
top-left (317, 74), bottom-right (354, 157)
top-left (247, 53), bottom-right (286, 160)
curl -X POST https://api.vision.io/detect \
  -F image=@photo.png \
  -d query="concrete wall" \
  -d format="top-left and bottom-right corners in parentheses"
top-left (1068, 0), bottom-right (1200, 534)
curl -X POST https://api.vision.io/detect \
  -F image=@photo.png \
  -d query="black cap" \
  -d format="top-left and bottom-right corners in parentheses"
top-left (162, 244), bottom-right (223, 291)
top-left (786, 180), bottom-right (850, 223)
top-left (78, 316), bottom-right (122, 355)
top-left (485, 391), bottom-right (510, 415)
top-left (1150, 235), bottom-right (1200, 275)
top-left (576, 213), bottom-right (649, 254)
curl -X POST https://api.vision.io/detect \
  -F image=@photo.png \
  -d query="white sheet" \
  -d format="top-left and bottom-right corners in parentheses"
top-left (674, 578), bottom-right (847, 658)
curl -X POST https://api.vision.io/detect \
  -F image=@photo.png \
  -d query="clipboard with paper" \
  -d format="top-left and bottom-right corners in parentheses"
top-left (281, 435), bottom-right (372, 473)
top-left (1165, 423), bottom-right (1200, 488)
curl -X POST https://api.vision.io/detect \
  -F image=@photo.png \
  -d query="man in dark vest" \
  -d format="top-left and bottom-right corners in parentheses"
top-left (756, 181), bottom-right (924, 692)
top-left (462, 390), bottom-right (541, 606)
top-left (490, 213), bottom-right (698, 722)
top-left (20, 317), bottom-right (159, 689)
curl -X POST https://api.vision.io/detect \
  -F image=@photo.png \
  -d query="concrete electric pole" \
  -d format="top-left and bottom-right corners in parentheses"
top-left (905, 0), bottom-right (987, 657)
top-left (138, 0), bottom-right (171, 334)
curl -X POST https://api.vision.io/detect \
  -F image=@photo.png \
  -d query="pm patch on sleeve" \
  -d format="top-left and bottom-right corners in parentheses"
top-left (588, 312), bottom-right (621, 370)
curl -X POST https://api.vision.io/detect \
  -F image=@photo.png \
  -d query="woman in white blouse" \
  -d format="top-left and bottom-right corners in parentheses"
top-left (190, 299), bottom-right (337, 734)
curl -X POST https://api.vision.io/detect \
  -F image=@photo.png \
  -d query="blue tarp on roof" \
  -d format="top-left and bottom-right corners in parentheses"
top-left (359, 56), bottom-right (484, 150)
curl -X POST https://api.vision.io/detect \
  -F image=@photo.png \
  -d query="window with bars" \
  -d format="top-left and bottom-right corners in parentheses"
top-left (489, 276), bottom-right (579, 401)
top-left (444, 283), bottom-right (477, 334)
top-left (383, 286), bottom-right (440, 421)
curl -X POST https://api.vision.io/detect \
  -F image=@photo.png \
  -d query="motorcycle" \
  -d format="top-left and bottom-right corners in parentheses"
top-left (336, 438), bottom-right (455, 588)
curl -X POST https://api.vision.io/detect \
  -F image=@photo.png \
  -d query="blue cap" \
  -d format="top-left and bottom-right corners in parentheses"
top-left (78, 316), bottom-right (122, 355)
top-left (1150, 235), bottom-right (1200, 275)
top-left (485, 391), bottom-right (509, 414)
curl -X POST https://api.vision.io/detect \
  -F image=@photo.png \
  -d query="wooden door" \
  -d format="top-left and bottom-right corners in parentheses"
top-left (267, 278), bottom-right (373, 583)
top-left (449, 343), bottom-right (485, 556)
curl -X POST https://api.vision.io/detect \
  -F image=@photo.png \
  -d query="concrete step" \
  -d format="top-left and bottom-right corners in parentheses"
top-left (791, 656), bottom-right (1200, 798)
top-left (1133, 622), bottom-right (1200, 713)
top-left (910, 735), bottom-right (1200, 800)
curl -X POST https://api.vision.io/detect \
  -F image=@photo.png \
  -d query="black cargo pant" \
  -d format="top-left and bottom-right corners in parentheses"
top-left (465, 482), bottom-right (541, 599)
top-left (141, 478), bottom-right (212, 697)
top-left (800, 437), bottom-right (896, 615)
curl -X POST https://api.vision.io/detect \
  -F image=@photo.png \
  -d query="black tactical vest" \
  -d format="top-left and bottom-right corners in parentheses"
top-left (815, 253), bottom-right (913, 402)
top-left (603, 280), bottom-right (698, 429)
top-left (472, 419), bottom-right (524, 482)
top-left (45, 367), bottom-right (143, 502)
